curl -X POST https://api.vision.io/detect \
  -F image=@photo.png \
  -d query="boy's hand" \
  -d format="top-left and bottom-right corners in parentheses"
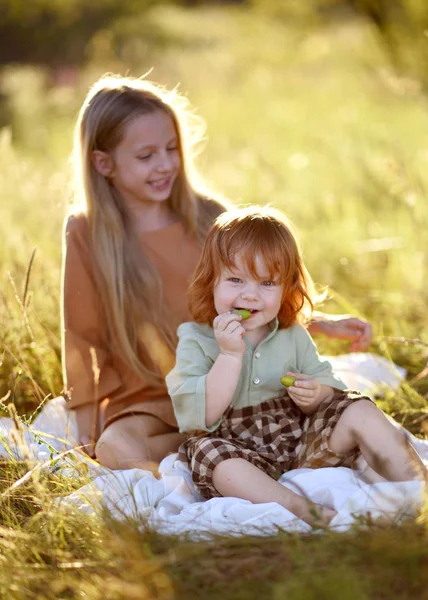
top-left (285, 372), bottom-right (333, 413)
top-left (213, 311), bottom-right (246, 357)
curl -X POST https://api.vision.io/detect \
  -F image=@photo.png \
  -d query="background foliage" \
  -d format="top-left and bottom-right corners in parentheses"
top-left (0, 1), bottom-right (427, 598)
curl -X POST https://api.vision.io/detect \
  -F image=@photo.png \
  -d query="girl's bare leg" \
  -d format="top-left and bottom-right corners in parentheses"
top-left (329, 400), bottom-right (427, 482)
top-left (212, 458), bottom-right (336, 527)
top-left (95, 414), bottom-right (185, 471)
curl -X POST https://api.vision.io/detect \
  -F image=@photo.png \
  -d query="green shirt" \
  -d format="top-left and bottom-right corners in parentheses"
top-left (166, 319), bottom-right (347, 433)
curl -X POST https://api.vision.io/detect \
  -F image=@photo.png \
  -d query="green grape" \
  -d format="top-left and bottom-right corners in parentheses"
top-left (280, 375), bottom-right (296, 387)
top-left (234, 309), bottom-right (251, 320)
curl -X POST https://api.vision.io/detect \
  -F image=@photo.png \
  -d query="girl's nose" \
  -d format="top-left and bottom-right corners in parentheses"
top-left (156, 151), bottom-right (175, 172)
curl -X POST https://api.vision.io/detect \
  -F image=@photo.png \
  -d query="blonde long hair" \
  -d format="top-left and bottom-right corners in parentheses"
top-left (72, 74), bottom-right (225, 385)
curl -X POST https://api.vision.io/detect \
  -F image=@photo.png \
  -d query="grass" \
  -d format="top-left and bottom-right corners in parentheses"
top-left (0, 474), bottom-right (427, 599)
top-left (0, 3), bottom-right (427, 598)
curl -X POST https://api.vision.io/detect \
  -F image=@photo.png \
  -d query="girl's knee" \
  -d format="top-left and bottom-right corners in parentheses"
top-left (95, 430), bottom-right (122, 469)
top-left (95, 421), bottom-right (151, 469)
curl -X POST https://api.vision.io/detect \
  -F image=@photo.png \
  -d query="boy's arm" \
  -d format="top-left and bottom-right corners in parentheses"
top-left (286, 326), bottom-right (347, 415)
top-left (205, 353), bottom-right (243, 427)
top-left (166, 315), bottom-right (246, 432)
top-left (166, 330), bottom-right (241, 432)
top-left (285, 373), bottom-right (334, 415)
top-left (205, 310), bottom-right (246, 426)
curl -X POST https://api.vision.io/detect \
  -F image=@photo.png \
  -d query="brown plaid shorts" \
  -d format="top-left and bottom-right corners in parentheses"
top-left (179, 390), bottom-right (373, 499)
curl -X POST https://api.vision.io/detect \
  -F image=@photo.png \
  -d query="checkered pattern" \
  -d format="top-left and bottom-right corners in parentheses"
top-left (179, 390), bottom-right (372, 499)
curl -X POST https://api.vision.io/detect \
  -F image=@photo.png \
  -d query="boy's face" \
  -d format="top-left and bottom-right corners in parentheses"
top-left (213, 253), bottom-right (284, 335)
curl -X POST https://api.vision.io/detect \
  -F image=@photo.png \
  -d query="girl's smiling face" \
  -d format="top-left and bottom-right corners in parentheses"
top-left (213, 254), bottom-right (284, 337)
top-left (106, 110), bottom-right (181, 210)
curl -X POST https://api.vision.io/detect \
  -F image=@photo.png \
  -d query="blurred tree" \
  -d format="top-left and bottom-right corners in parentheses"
top-left (349, 0), bottom-right (428, 91)
top-left (249, 0), bottom-right (321, 26)
top-left (250, 0), bottom-right (428, 91)
top-left (0, 0), bottom-right (158, 67)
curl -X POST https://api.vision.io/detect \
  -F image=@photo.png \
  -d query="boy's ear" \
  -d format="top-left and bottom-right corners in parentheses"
top-left (92, 150), bottom-right (114, 177)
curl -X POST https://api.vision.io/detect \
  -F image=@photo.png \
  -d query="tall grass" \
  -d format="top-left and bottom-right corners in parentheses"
top-left (0, 4), bottom-right (427, 598)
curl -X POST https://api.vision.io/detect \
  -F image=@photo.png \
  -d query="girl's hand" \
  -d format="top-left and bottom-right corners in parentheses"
top-left (285, 372), bottom-right (333, 414)
top-left (308, 314), bottom-right (372, 351)
top-left (80, 436), bottom-right (96, 458)
top-left (213, 311), bottom-right (246, 357)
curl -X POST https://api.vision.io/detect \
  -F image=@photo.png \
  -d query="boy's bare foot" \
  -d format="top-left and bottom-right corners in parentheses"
top-left (316, 505), bottom-right (338, 527)
top-left (292, 499), bottom-right (337, 528)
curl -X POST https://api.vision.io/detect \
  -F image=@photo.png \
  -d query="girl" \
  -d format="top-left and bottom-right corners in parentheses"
top-left (63, 74), bottom-right (228, 469)
top-left (63, 74), bottom-right (372, 472)
top-left (166, 206), bottom-right (426, 527)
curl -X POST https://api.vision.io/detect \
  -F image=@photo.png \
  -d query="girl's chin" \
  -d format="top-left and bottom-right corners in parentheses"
top-left (141, 192), bottom-right (171, 203)
top-left (148, 187), bottom-right (172, 198)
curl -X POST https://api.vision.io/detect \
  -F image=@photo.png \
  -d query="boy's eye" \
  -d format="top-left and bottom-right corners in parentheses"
top-left (138, 154), bottom-right (152, 161)
top-left (167, 146), bottom-right (178, 152)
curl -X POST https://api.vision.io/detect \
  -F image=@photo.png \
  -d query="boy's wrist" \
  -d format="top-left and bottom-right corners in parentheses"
top-left (318, 384), bottom-right (334, 403)
top-left (219, 350), bottom-right (244, 362)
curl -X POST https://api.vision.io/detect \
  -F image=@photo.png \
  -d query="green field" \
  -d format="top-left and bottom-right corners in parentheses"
top-left (0, 4), bottom-right (427, 599)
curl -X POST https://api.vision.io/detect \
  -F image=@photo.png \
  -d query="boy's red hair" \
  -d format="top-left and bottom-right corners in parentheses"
top-left (188, 205), bottom-right (315, 328)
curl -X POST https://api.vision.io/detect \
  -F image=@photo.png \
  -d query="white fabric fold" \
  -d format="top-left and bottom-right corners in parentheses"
top-left (0, 353), bottom-right (425, 537)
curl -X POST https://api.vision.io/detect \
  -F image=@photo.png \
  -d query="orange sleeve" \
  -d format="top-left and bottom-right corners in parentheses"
top-left (61, 215), bottom-right (122, 410)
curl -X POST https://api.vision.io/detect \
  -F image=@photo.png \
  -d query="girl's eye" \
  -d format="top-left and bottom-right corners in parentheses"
top-left (167, 146), bottom-right (178, 152)
top-left (262, 281), bottom-right (276, 287)
top-left (228, 277), bottom-right (242, 283)
top-left (138, 154), bottom-right (152, 161)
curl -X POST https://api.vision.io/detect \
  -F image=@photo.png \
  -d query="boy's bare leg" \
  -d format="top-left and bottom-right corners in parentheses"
top-left (354, 455), bottom-right (388, 484)
top-left (329, 400), bottom-right (427, 482)
top-left (212, 458), bottom-right (336, 527)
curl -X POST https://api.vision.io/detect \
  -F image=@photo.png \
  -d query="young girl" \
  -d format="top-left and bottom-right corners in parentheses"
top-left (63, 74), bottom-right (228, 469)
top-left (63, 73), bottom-right (373, 472)
top-left (166, 206), bottom-right (426, 527)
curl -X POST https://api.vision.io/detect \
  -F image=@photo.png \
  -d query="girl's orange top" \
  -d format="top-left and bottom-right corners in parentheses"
top-left (61, 203), bottom-right (223, 435)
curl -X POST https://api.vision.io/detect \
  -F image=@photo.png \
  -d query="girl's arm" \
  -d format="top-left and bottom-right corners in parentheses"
top-left (308, 311), bottom-right (372, 351)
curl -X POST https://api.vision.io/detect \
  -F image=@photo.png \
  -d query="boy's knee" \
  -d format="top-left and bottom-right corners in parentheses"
top-left (190, 437), bottom-right (235, 473)
top-left (191, 438), bottom-right (218, 462)
top-left (342, 399), bottom-right (378, 428)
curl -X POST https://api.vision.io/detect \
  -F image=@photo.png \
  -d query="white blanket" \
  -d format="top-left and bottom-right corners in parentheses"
top-left (0, 353), bottom-right (426, 537)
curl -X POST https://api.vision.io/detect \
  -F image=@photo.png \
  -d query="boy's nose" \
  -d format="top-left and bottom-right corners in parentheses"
top-left (240, 283), bottom-right (259, 300)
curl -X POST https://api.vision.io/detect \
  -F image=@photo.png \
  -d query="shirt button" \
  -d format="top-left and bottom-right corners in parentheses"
top-left (253, 377), bottom-right (260, 385)
top-left (254, 352), bottom-right (261, 359)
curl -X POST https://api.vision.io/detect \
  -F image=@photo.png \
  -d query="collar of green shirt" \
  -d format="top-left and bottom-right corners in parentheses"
top-left (244, 317), bottom-right (279, 351)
